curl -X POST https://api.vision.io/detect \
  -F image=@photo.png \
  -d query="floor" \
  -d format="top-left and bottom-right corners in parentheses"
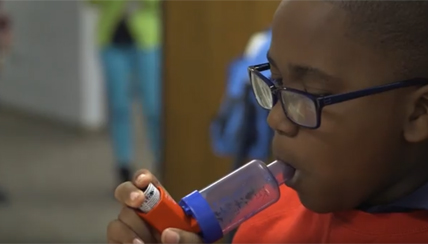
top-left (0, 108), bottom-right (154, 243)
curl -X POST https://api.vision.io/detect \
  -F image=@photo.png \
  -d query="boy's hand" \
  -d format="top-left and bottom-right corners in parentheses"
top-left (107, 169), bottom-right (204, 244)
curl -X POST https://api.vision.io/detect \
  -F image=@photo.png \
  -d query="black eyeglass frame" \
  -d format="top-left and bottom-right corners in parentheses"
top-left (248, 63), bottom-right (428, 129)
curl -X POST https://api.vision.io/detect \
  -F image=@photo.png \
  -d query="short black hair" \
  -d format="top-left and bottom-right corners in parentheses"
top-left (330, 1), bottom-right (428, 77)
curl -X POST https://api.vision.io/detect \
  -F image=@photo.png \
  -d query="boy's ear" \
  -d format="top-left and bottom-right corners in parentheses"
top-left (404, 85), bottom-right (428, 143)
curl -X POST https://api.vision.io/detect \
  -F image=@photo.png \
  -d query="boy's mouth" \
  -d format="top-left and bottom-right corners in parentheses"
top-left (275, 156), bottom-right (297, 170)
top-left (275, 158), bottom-right (297, 185)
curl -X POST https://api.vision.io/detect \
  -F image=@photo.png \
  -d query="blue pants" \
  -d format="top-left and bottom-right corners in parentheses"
top-left (100, 45), bottom-right (162, 166)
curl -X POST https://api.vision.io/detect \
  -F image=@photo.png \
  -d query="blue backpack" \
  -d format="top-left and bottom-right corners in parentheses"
top-left (210, 29), bottom-right (273, 164)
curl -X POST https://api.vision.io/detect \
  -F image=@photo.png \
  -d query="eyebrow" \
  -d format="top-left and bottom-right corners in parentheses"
top-left (266, 51), bottom-right (341, 83)
top-left (266, 51), bottom-right (278, 69)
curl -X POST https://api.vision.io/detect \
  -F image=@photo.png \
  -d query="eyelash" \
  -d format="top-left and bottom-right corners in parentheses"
top-left (271, 78), bottom-right (283, 86)
top-left (270, 77), bottom-right (332, 97)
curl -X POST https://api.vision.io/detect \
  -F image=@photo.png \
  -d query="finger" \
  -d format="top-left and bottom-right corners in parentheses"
top-left (118, 207), bottom-right (158, 243)
top-left (114, 182), bottom-right (145, 208)
top-left (133, 169), bottom-right (172, 197)
top-left (161, 228), bottom-right (203, 244)
top-left (133, 169), bottom-right (161, 189)
top-left (107, 219), bottom-right (142, 244)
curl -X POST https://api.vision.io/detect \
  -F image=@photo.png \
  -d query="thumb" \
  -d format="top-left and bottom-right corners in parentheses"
top-left (161, 228), bottom-right (204, 244)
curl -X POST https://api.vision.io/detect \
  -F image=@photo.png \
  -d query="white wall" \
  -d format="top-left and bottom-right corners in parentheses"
top-left (79, 4), bottom-right (106, 130)
top-left (0, 1), bottom-right (106, 130)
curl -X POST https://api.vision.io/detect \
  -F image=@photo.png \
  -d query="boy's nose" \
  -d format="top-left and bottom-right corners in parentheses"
top-left (267, 102), bottom-right (299, 137)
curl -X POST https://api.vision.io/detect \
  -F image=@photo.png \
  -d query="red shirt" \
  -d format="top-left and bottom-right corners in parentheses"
top-left (233, 185), bottom-right (428, 243)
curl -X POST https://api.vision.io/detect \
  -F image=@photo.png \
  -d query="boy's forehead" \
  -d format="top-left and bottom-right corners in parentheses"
top-left (275, 0), bottom-right (341, 27)
top-left (270, 0), bottom-right (399, 88)
top-left (272, 0), bottom-right (349, 57)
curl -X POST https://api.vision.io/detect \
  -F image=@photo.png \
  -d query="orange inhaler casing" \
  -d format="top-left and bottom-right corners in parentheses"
top-left (135, 184), bottom-right (201, 234)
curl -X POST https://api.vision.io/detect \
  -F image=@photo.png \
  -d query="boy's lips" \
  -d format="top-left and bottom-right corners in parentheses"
top-left (271, 140), bottom-right (306, 190)
top-left (272, 142), bottom-right (298, 170)
top-left (274, 157), bottom-right (298, 182)
top-left (272, 142), bottom-right (300, 185)
top-left (274, 155), bottom-right (297, 170)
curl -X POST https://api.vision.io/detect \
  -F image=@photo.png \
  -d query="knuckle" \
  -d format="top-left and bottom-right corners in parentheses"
top-left (133, 169), bottom-right (161, 188)
top-left (118, 206), bottom-right (135, 222)
top-left (106, 220), bottom-right (120, 240)
top-left (113, 187), bottom-right (121, 201)
top-left (114, 182), bottom-right (128, 201)
top-left (133, 169), bottom-right (150, 180)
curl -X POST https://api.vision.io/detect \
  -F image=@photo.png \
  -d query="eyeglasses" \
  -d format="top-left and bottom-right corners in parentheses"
top-left (248, 63), bottom-right (428, 129)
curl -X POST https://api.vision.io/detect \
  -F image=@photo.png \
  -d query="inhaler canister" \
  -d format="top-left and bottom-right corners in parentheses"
top-left (136, 160), bottom-right (294, 243)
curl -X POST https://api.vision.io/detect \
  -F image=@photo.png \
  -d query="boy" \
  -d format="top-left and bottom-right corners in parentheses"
top-left (107, 1), bottom-right (428, 243)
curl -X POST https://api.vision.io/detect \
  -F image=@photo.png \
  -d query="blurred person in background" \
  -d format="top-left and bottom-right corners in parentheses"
top-left (0, 0), bottom-right (11, 203)
top-left (88, 0), bottom-right (162, 184)
top-left (0, 0), bottom-right (11, 71)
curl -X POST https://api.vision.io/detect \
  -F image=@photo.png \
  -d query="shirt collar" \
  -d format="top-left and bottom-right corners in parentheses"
top-left (363, 182), bottom-right (428, 213)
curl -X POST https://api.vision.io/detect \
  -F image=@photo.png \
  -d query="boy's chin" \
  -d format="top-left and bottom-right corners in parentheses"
top-left (297, 192), bottom-right (356, 214)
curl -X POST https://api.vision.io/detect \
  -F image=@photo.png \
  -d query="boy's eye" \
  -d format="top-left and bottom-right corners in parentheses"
top-left (315, 92), bottom-right (332, 97)
top-left (307, 89), bottom-right (332, 97)
top-left (272, 78), bottom-right (283, 86)
top-left (271, 77), bottom-right (332, 97)
top-left (306, 90), bottom-right (332, 97)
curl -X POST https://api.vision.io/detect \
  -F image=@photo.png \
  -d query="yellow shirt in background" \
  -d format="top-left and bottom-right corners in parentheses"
top-left (88, 0), bottom-right (162, 49)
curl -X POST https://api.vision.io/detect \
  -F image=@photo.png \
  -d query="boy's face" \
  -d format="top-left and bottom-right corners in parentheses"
top-left (269, 0), bottom-right (427, 212)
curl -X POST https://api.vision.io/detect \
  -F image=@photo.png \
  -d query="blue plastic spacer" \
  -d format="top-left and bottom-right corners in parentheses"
top-left (179, 190), bottom-right (223, 243)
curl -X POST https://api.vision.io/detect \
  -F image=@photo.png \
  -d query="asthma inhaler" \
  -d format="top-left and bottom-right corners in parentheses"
top-left (136, 160), bottom-right (295, 243)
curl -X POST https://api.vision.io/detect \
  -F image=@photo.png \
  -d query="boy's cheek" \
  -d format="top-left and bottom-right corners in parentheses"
top-left (318, 94), bottom-right (403, 144)
top-left (292, 147), bottom-right (398, 211)
top-left (293, 116), bottom-right (401, 185)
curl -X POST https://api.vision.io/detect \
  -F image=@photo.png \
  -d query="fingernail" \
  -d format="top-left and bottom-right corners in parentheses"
top-left (136, 174), bottom-right (146, 185)
top-left (130, 191), bottom-right (141, 201)
top-left (162, 229), bottom-right (180, 244)
top-left (133, 238), bottom-right (144, 244)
